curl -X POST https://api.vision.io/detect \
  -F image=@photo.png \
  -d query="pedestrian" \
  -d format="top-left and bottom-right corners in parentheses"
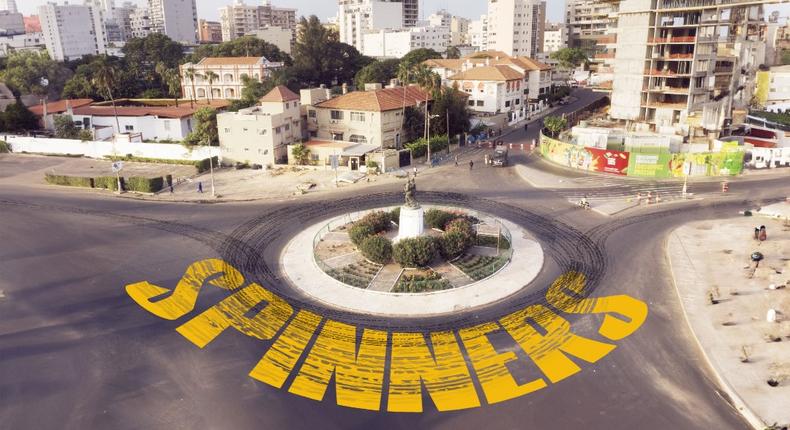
top-left (198, 181), bottom-right (203, 193)
top-left (413, 166), bottom-right (418, 177)
top-left (454, 155), bottom-right (458, 167)
top-left (169, 183), bottom-right (174, 194)
top-left (524, 123), bottom-right (528, 132)
top-left (469, 160), bottom-right (474, 170)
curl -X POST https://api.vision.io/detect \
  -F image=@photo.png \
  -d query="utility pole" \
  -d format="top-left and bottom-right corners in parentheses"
top-left (446, 108), bottom-right (451, 155)
top-left (206, 138), bottom-right (216, 198)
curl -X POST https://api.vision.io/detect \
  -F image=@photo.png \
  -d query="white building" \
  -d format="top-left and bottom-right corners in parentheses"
top-left (218, 85), bottom-right (303, 167)
top-left (39, 3), bottom-right (107, 61)
top-left (246, 26), bottom-right (293, 55)
top-left (543, 23), bottom-right (565, 53)
top-left (0, 0), bottom-right (17, 14)
top-left (448, 65), bottom-right (526, 123)
top-left (219, 0), bottom-right (297, 43)
top-left (469, 14), bottom-right (487, 51)
top-left (148, 0), bottom-right (197, 44)
top-left (337, 0), bottom-right (404, 53)
top-left (0, 32), bottom-right (44, 57)
top-left (362, 25), bottom-right (450, 59)
top-left (758, 65), bottom-right (790, 112)
top-left (486, 0), bottom-right (546, 57)
top-left (180, 56), bottom-right (285, 101)
top-left (427, 9), bottom-right (451, 28)
top-left (129, 7), bottom-right (151, 39)
top-left (70, 105), bottom-right (202, 141)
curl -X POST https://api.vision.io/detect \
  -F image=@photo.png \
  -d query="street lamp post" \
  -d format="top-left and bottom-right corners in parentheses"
top-left (206, 138), bottom-right (216, 198)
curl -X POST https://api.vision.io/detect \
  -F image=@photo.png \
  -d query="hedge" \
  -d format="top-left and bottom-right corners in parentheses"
top-left (349, 224), bottom-right (376, 247)
top-left (44, 173), bottom-right (166, 193)
top-left (359, 211), bottom-right (391, 233)
top-left (393, 237), bottom-right (437, 268)
top-left (405, 135), bottom-right (449, 158)
top-left (424, 209), bottom-right (457, 230)
top-left (0, 140), bottom-right (10, 153)
top-left (105, 155), bottom-right (218, 173)
top-left (359, 235), bottom-right (393, 264)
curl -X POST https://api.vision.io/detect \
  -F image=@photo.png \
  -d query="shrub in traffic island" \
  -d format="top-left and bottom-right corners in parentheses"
top-left (359, 235), bottom-right (393, 264)
top-left (393, 237), bottom-right (437, 268)
top-left (349, 223), bottom-right (376, 247)
top-left (0, 140), bottom-right (10, 153)
top-left (93, 176), bottom-right (121, 191)
top-left (359, 211), bottom-right (391, 233)
top-left (445, 218), bottom-right (475, 242)
top-left (439, 231), bottom-right (472, 259)
top-left (424, 209), bottom-right (457, 230)
top-left (389, 207), bottom-right (401, 224)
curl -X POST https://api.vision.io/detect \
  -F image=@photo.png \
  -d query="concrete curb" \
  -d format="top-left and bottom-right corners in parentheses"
top-left (666, 230), bottom-right (766, 430)
top-left (281, 206), bottom-right (545, 317)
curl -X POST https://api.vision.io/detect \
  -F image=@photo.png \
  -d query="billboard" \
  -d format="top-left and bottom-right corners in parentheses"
top-left (539, 135), bottom-right (629, 175)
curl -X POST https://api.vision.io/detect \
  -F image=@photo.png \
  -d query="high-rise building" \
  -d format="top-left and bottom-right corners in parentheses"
top-left (543, 22), bottom-right (566, 54)
top-left (470, 14), bottom-right (488, 51)
top-left (199, 20), bottom-right (222, 43)
top-left (148, 0), bottom-right (197, 44)
top-left (427, 9), bottom-right (470, 46)
top-left (337, 0), bottom-right (406, 52)
top-left (0, 0), bottom-right (17, 14)
top-left (0, 10), bottom-right (24, 35)
top-left (129, 7), bottom-right (151, 39)
top-left (39, 3), bottom-right (106, 61)
top-left (486, 0), bottom-right (546, 57)
top-left (609, 0), bottom-right (767, 131)
top-left (219, 0), bottom-right (296, 43)
top-left (565, 0), bottom-right (618, 73)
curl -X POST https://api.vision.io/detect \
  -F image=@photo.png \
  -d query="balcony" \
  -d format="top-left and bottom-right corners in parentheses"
top-left (644, 102), bottom-right (687, 110)
top-left (595, 52), bottom-right (615, 59)
top-left (650, 36), bottom-right (697, 44)
top-left (646, 69), bottom-right (690, 77)
top-left (596, 35), bottom-right (617, 44)
top-left (644, 85), bottom-right (690, 94)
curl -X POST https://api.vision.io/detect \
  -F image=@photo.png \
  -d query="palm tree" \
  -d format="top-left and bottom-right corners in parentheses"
top-left (92, 57), bottom-right (121, 134)
top-left (184, 67), bottom-right (199, 107)
top-left (203, 71), bottom-right (219, 103)
top-left (155, 62), bottom-right (181, 107)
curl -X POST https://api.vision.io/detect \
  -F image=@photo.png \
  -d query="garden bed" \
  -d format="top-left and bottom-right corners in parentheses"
top-left (392, 269), bottom-right (451, 293)
top-left (326, 260), bottom-right (382, 288)
top-left (476, 234), bottom-right (511, 250)
top-left (453, 254), bottom-right (509, 281)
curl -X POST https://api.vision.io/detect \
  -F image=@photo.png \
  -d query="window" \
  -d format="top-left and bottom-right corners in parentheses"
top-left (350, 112), bottom-right (365, 122)
top-left (476, 100), bottom-right (484, 107)
top-left (284, 124), bottom-right (290, 131)
top-left (331, 110), bottom-right (343, 120)
top-left (125, 125), bottom-right (134, 131)
top-left (258, 129), bottom-right (267, 135)
top-left (308, 110), bottom-right (316, 118)
top-left (468, 100), bottom-right (475, 106)
top-left (331, 132), bottom-right (343, 141)
top-left (505, 101), bottom-right (511, 107)
top-left (164, 121), bottom-right (171, 131)
top-left (224, 128), bottom-right (230, 133)
top-left (285, 102), bottom-right (289, 109)
top-left (275, 127), bottom-right (281, 134)
top-left (515, 99), bottom-right (520, 105)
top-left (349, 135), bottom-right (367, 143)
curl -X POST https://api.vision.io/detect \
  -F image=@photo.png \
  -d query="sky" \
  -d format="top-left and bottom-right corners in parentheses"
top-left (16, 0), bottom-right (788, 23)
top-left (17, 0), bottom-right (562, 22)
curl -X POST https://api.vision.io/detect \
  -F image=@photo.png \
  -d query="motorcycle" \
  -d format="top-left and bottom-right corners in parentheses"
top-left (577, 198), bottom-right (591, 210)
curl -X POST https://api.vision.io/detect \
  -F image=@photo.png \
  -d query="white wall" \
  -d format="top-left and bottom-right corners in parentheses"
top-left (5, 136), bottom-right (219, 161)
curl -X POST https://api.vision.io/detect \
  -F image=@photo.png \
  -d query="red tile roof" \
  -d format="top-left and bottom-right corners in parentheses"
top-left (29, 99), bottom-right (93, 116)
top-left (315, 86), bottom-right (431, 112)
top-left (71, 105), bottom-right (203, 119)
top-left (448, 65), bottom-right (525, 81)
top-left (260, 85), bottom-right (300, 103)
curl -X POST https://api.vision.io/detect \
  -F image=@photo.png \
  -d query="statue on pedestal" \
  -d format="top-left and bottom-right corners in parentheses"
top-left (404, 175), bottom-right (419, 209)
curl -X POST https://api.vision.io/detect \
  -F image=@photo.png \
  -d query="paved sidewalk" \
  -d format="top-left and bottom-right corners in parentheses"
top-left (668, 219), bottom-right (790, 428)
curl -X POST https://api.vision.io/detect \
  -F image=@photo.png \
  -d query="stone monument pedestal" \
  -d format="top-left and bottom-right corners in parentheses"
top-left (395, 205), bottom-right (424, 242)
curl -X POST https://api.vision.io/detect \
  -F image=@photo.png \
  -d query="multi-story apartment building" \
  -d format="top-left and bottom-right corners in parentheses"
top-left (199, 20), bottom-right (222, 43)
top-left (246, 26), bottom-right (293, 54)
top-left (337, 0), bottom-right (406, 52)
top-left (450, 16), bottom-right (472, 46)
top-left (0, 32), bottom-right (44, 57)
top-left (0, 10), bottom-right (24, 35)
top-left (219, 0), bottom-right (296, 43)
top-left (362, 25), bottom-right (450, 58)
top-left (543, 22), bottom-right (566, 53)
top-left (218, 85), bottom-right (302, 166)
top-left (148, 0), bottom-right (197, 44)
top-left (38, 3), bottom-right (107, 61)
top-left (486, 0), bottom-right (546, 57)
top-left (470, 14), bottom-right (488, 50)
top-left (129, 7), bottom-right (151, 39)
top-left (609, 0), bottom-right (768, 131)
top-left (0, 0), bottom-right (17, 14)
top-left (179, 56), bottom-right (285, 101)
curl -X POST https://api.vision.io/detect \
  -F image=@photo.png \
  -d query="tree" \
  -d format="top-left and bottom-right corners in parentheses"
top-left (543, 115), bottom-right (568, 137)
top-left (92, 57), bottom-right (122, 133)
top-left (184, 107), bottom-right (218, 146)
top-left (445, 46), bottom-right (461, 59)
top-left (429, 85), bottom-right (472, 137)
top-left (0, 51), bottom-right (72, 99)
top-left (62, 55), bottom-right (140, 101)
top-left (121, 33), bottom-right (184, 96)
top-left (290, 143), bottom-right (311, 165)
top-left (0, 101), bottom-right (39, 132)
top-left (52, 115), bottom-right (91, 140)
top-left (400, 48), bottom-right (442, 68)
top-left (550, 48), bottom-right (589, 71)
top-left (354, 58), bottom-right (400, 89)
top-left (292, 15), bottom-right (372, 87)
top-left (188, 36), bottom-right (292, 65)
top-left (203, 71), bottom-right (219, 102)
top-left (184, 67), bottom-right (199, 105)
top-left (156, 62), bottom-right (182, 105)
top-left (402, 106), bottom-right (425, 143)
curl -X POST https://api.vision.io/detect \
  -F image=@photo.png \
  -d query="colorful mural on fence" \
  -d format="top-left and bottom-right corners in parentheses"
top-left (539, 135), bottom-right (629, 176)
top-left (540, 135), bottom-right (744, 178)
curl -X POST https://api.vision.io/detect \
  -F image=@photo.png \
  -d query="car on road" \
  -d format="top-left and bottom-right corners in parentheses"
top-left (492, 147), bottom-right (509, 167)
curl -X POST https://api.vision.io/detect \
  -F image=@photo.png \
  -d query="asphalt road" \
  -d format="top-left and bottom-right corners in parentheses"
top-left (1, 91), bottom-right (788, 430)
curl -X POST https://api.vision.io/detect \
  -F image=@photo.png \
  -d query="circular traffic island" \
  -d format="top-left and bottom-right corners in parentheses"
top-left (281, 203), bottom-right (544, 317)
